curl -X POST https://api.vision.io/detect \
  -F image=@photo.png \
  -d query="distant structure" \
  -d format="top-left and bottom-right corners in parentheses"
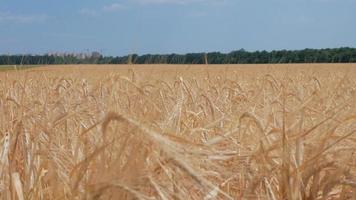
top-left (128, 54), bottom-right (133, 64)
top-left (46, 51), bottom-right (102, 59)
top-left (204, 53), bottom-right (208, 65)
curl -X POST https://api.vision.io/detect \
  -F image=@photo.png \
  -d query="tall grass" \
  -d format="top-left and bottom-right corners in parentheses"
top-left (0, 65), bottom-right (355, 199)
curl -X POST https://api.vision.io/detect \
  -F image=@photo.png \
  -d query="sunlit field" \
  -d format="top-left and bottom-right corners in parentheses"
top-left (1, 64), bottom-right (356, 199)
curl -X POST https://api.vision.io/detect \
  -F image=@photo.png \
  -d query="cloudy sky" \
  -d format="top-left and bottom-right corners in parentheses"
top-left (0, 0), bottom-right (355, 55)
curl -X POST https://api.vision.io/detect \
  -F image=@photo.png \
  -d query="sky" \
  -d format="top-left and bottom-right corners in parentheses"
top-left (0, 0), bottom-right (356, 56)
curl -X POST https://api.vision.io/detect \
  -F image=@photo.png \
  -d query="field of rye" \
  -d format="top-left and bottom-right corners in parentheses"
top-left (0, 64), bottom-right (356, 199)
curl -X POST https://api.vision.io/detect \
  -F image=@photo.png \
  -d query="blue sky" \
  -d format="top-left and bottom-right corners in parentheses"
top-left (0, 0), bottom-right (355, 56)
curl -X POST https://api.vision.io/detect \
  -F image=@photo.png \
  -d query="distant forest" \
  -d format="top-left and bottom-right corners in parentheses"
top-left (1, 47), bottom-right (356, 65)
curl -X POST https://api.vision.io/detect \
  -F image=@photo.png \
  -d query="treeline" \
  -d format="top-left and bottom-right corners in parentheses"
top-left (1, 47), bottom-right (356, 65)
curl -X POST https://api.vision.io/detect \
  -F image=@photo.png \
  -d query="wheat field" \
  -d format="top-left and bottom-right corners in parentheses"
top-left (0, 64), bottom-right (356, 199)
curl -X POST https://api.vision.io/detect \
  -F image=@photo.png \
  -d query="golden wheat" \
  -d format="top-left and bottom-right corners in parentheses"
top-left (0, 64), bottom-right (355, 199)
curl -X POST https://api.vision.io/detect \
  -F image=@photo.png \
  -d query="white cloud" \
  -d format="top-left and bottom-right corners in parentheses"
top-left (79, 3), bottom-right (125, 17)
top-left (0, 11), bottom-right (47, 23)
top-left (103, 3), bottom-right (125, 12)
top-left (79, 8), bottom-right (98, 17)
